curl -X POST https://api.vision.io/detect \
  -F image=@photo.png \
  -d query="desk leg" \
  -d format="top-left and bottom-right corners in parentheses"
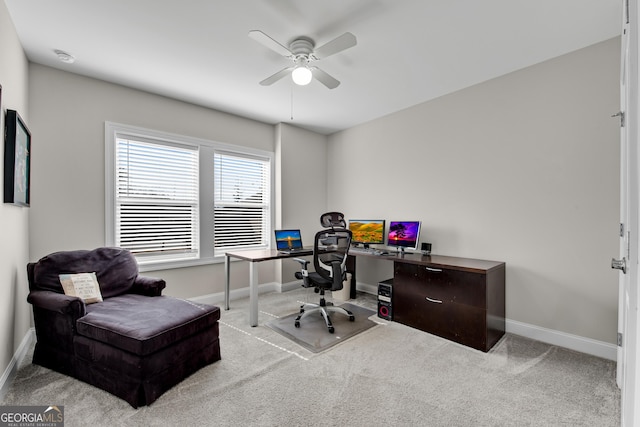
top-left (347, 255), bottom-right (357, 299)
top-left (249, 261), bottom-right (259, 327)
top-left (224, 254), bottom-right (231, 310)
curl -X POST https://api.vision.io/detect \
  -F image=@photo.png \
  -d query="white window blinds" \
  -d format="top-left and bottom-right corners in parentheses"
top-left (115, 137), bottom-right (199, 262)
top-left (214, 151), bottom-right (270, 255)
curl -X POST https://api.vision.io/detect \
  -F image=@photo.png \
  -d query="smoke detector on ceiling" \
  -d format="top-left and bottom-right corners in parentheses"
top-left (54, 49), bottom-right (75, 64)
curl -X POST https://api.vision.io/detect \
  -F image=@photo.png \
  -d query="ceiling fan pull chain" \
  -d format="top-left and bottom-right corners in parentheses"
top-left (291, 86), bottom-right (294, 121)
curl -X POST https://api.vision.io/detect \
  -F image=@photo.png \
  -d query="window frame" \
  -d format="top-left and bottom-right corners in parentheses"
top-left (105, 122), bottom-right (274, 271)
top-left (213, 150), bottom-right (272, 256)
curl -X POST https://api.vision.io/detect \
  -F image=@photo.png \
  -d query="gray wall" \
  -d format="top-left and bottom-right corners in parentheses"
top-left (27, 64), bottom-right (327, 301)
top-left (275, 123), bottom-right (328, 283)
top-left (327, 38), bottom-right (620, 344)
top-left (0, 1), bottom-right (31, 383)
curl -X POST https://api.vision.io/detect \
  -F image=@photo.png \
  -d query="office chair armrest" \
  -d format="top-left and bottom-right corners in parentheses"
top-left (330, 261), bottom-right (345, 291)
top-left (293, 258), bottom-right (312, 287)
top-left (293, 258), bottom-right (309, 269)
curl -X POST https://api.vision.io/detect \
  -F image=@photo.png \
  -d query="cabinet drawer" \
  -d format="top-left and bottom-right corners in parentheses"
top-left (394, 296), bottom-right (487, 351)
top-left (395, 263), bottom-right (486, 308)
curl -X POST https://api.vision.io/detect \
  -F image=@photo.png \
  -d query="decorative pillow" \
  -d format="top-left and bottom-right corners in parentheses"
top-left (59, 272), bottom-right (104, 304)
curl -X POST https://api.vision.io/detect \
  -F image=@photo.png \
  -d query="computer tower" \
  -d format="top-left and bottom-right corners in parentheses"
top-left (377, 278), bottom-right (393, 320)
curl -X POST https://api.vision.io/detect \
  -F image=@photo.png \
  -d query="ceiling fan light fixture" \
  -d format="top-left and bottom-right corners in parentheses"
top-left (291, 65), bottom-right (312, 86)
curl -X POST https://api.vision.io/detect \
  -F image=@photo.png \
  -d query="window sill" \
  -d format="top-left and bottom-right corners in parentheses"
top-left (137, 256), bottom-right (223, 273)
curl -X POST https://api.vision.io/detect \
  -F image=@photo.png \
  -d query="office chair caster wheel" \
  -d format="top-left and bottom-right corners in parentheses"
top-left (295, 321), bottom-right (300, 328)
top-left (328, 326), bottom-right (335, 334)
top-left (349, 315), bottom-right (355, 322)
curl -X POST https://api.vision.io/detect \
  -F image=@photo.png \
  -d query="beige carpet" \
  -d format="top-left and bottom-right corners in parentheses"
top-left (1, 288), bottom-right (621, 426)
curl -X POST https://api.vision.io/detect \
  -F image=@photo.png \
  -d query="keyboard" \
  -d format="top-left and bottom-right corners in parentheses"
top-left (349, 247), bottom-right (390, 256)
top-left (348, 247), bottom-right (373, 254)
top-left (278, 248), bottom-right (309, 255)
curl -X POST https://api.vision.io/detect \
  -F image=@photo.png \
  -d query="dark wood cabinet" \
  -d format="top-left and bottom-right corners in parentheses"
top-left (392, 256), bottom-right (505, 352)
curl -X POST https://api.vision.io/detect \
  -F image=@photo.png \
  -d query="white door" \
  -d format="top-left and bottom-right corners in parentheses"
top-left (617, 0), bottom-right (630, 388)
top-left (618, 0), bottom-right (640, 425)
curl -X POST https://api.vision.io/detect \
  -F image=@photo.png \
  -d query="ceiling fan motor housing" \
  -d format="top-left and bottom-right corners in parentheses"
top-left (289, 37), bottom-right (315, 60)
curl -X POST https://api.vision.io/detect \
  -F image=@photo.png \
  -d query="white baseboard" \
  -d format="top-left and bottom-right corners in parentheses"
top-left (190, 281), bottom-right (284, 306)
top-left (0, 328), bottom-right (35, 402)
top-left (506, 318), bottom-right (617, 361)
top-left (192, 280), bottom-right (618, 362)
top-left (278, 280), bottom-right (304, 293)
top-left (356, 282), bottom-right (378, 295)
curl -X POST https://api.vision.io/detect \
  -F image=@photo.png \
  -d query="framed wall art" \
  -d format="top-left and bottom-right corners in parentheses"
top-left (4, 109), bottom-right (31, 206)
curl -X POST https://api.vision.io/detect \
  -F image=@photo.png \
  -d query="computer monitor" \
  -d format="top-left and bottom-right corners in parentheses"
top-left (274, 229), bottom-right (303, 251)
top-left (348, 219), bottom-right (385, 248)
top-left (387, 221), bottom-right (421, 252)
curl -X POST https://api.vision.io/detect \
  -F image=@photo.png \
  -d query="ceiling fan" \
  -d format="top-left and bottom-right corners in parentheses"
top-left (249, 30), bottom-right (357, 89)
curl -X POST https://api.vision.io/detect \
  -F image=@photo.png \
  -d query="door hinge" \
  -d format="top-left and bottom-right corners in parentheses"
top-left (612, 257), bottom-right (627, 274)
top-left (620, 223), bottom-right (625, 237)
top-left (612, 111), bottom-right (625, 127)
top-left (618, 332), bottom-right (623, 347)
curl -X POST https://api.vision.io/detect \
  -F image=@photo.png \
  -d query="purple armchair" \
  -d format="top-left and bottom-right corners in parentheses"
top-left (26, 247), bottom-right (221, 407)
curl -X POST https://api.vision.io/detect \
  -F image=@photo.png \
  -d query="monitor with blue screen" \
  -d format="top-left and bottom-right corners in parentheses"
top-left (274, 229), bottom-right (304, 251)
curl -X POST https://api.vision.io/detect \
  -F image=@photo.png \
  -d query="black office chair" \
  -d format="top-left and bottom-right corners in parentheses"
top-left (294, 212), bottom-right (355, 333)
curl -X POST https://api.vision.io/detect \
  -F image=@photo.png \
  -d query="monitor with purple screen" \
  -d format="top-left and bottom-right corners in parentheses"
top-left (387, 221), bottom-right (421, 252)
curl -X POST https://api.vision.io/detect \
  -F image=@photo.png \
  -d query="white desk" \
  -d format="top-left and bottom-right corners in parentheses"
top-left (224, 248), bottom-right (312, 327)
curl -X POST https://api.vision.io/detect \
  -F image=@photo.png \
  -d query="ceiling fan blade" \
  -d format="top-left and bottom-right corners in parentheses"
top-left (248, 30), bottom-right (292, 57)
top-left (259, 67), bottom-right (293, 86)
top-left (313, 32), bottom-right (357, 59)
top-left (311, 67), bottom-right (340, 89)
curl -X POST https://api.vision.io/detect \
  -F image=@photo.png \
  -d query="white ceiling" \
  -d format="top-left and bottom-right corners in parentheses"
top-left (5, 0), bottom-right (622, 135)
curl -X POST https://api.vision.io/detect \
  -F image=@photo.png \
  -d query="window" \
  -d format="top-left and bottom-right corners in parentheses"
top-left (115, 138), bottom-right (199, 263)
top-left (214, 151), bottom-right (271, 255)
top-left (106, 122), bottom-right (273, 269)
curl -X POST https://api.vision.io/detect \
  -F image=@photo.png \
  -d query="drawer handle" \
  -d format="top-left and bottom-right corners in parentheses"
top-left (425, 267), bottom-right (442, 272)
top-left (426, 297), bottom-right (443, 304)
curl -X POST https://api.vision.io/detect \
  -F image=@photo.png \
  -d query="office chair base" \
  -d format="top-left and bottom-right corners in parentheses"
top-left (294, 304), bottom-right (355, 334)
